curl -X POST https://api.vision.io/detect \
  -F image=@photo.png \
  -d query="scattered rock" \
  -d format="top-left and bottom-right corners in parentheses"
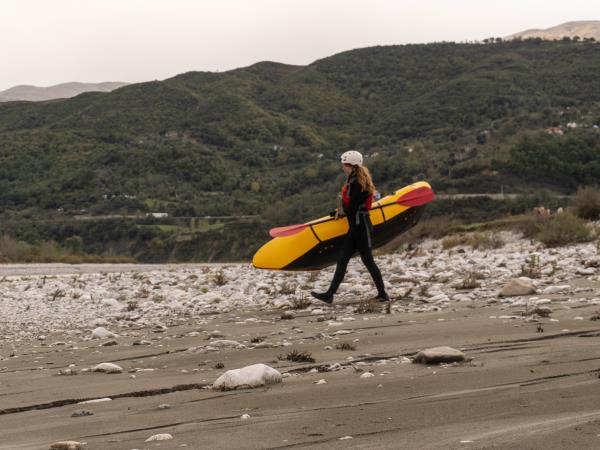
top-left (78, 398), bottom-right (112, 405)
top-left (90, 327), bottom-right (116, 339)
top-left (413, 347), bottom-right (466, 364)
top-left (213, 364), bottom-right (282, 390)
top-left (209, 339), bottom-right (246, 349)
top-left (499, 278), bottom-right (536, 297)
top-left (71, 410), bottom-right (93, 417)
top-left (91, 363), bottom-right (123, 374)
top-left (145, 433), bottom-right (173, 442)
top-left (533, 305), bottom-right (553, 317)
top-left (49, 442), bottom-right (84, 450)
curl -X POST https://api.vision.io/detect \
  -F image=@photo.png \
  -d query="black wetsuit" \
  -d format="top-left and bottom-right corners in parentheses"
top-left (326, 175), bottom-right (387, 297)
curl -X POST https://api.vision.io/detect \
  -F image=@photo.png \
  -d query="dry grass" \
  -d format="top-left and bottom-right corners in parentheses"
top-left (460, 272), bottom-right (482, 290)
top-left (443, 232), bottom-right (504, 250)
top-left (520, 255), bottom-right (542, 278)
top-left (571, 186), bottom-right (600, 220)
top-left (0, 235), bottom-right (135, 263)
top-left (126, 300), bottom-right (139, 311)
top-left (279, 282), bottom-right (297, 295)
top-left (212, 269), bottom-right (228, 286)
top-left (522, 212), bottom-right (592, 247)
top-left (354, 297), bottom-right (380, 314)
top-left (335, 342), bottom-right (356, 351)
top-left (279, 350), bottom-right (315, 363)
top-left (290, 294), bottom-right (311, 310)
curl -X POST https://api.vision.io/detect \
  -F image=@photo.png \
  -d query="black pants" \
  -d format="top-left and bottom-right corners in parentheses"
top-left (327, 216), bottom-right (386, 296)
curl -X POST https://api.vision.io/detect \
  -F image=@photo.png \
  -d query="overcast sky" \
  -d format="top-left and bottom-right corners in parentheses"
top-left (1, 0), bottom-right (599, 90)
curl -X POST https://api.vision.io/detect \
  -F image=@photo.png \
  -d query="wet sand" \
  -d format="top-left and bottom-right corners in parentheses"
top-left (1, 264), bottom-right (600, 449)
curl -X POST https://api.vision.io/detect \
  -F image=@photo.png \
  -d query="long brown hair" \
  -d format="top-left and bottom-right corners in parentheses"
top-left (353, 165), bottom-right (376, 195)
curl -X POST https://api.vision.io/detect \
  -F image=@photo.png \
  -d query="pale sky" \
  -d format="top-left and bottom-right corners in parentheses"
top-left (1, 0), bottom-right (599, 90)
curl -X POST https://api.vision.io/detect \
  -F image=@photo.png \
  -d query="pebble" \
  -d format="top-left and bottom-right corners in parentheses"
top-left (145, 433), bottom-right (173, 442)
top-left (49, 442), bottom-right (84, 450)
top-left (92, 363), bottom-right (123, 374)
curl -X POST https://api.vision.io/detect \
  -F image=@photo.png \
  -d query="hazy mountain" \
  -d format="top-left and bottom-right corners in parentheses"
top-left (506, 20), bottom-right (600, 41)
top-left (0, 81), bottom-right (129, 102)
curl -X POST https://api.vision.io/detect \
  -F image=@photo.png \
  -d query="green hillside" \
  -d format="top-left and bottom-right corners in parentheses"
top-left (1, 39), bottom-right (600, 262)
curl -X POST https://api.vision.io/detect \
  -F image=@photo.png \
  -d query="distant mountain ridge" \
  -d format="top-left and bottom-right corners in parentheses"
top-left (506, 20), bottom-right (600, 41)
top-left (0, 81), bottom-right (129, 102)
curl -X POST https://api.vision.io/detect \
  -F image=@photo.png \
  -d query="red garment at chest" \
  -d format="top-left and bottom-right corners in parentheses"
top-left (342, 184), bottom-right (373, 210)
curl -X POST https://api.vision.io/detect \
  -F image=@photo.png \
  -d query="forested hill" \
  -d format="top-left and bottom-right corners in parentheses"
top-left (1, 39), bottom-right (600, 262)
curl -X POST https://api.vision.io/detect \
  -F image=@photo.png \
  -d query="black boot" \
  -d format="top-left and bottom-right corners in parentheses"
top-left (375, 292), bottom-right (390, 302)
top-left (310, 291), bottom-right (333, 304)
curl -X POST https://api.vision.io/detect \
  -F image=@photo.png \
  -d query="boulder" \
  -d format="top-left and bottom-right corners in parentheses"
top-left (213, 364), bottom-right (282, 390)
top-left (413, 346), bottom-right (466, 364)
top-left (498, 278), bottom-right (536, 297)
top-left (90, 327), bottom-right (116, 339)
top-left (49, 442), bottom-right (83, 450)
top-left (145, 433), bottom-right (173, 442)
top-left (91, 363), bottom-right (123, 374)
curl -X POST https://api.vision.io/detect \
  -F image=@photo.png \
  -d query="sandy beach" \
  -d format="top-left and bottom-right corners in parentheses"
top-left (2, 233), bottom-right (600, 449)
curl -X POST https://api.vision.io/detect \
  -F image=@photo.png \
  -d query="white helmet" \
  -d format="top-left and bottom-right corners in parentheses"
top-left (340, 150), bottom-right (363, 166)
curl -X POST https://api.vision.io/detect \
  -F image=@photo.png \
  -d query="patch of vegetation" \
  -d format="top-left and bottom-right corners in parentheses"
top-left (571, 186), bottom-right (600, 220)
top-left (443, 232), bottom-right (504, 250)
top-left (279, 350), bottom-right (315, 363)
top-left (354, 297), bottom-right (380, 314)
top-left (290, 294), bottom-right (311, 310)
top-left (335, 342), bottom-right (356, 351)
top-left (520, 255), bottom-right (542, 279)
top-left (280, 311), bottom-right (295, 320)
top-left (279, 282), bottom-right (297, 295)
top-left (212, 269), bottom-right (228, 286)
top-left (460, 272), bottom-right (482, 289)
top-left (523, 212), bottom-right (592, 247)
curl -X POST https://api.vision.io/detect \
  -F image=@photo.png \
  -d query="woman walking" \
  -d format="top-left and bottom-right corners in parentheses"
top-left (311, 150), bottom-right (390, 304)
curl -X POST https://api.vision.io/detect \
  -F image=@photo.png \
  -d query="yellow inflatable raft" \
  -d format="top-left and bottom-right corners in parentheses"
top-left (252, 181), bottom-right (435, 271)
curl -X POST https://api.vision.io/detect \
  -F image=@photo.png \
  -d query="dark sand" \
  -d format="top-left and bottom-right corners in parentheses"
top-left (2, 288), bottom-right (600, 450)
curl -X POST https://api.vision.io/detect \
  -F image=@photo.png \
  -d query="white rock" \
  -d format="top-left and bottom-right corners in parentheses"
top-left (145, 433), bottom-right (173, 442)
top-left (213, 364), bottom-right (282, 390)
top-left (541, 285), bottom-right (570, 295)
top-left (209, 339), bottom-right (246, 349)
top-left (49, 442), bottom-right (84, 450)
top-left (78, 397), bottom-right (112, 404)
top-left (241, 414), bottom-right (251, 419)
top-left (92, 363), bottom-right (123, 374)
top-left (90, 327), bottom-right (116, 339)
top-left (414, 347), bottom-right (466, 364)
top-left (101, 298), bottom-right (123, 309)
top-left (315, 379), bottom-right (327, 384)
top-left (498, 278), bottom-right (536, 297)
top-left (360, 372), bottom-right (374, 378)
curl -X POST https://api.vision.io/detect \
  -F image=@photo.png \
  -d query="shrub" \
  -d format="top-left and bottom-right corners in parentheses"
top-left (442, 232), bottom-right (504, 250)
top-left (279, 350), bottom-right (315, 363)
top-left (571, 186), bottom-right (600, 220)
top-left (290, 294), bottom-right (311, 310)
top-left (355, 297), bottom-right (380, 314)
top-left (535, 212), bottom-right (591, 247)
